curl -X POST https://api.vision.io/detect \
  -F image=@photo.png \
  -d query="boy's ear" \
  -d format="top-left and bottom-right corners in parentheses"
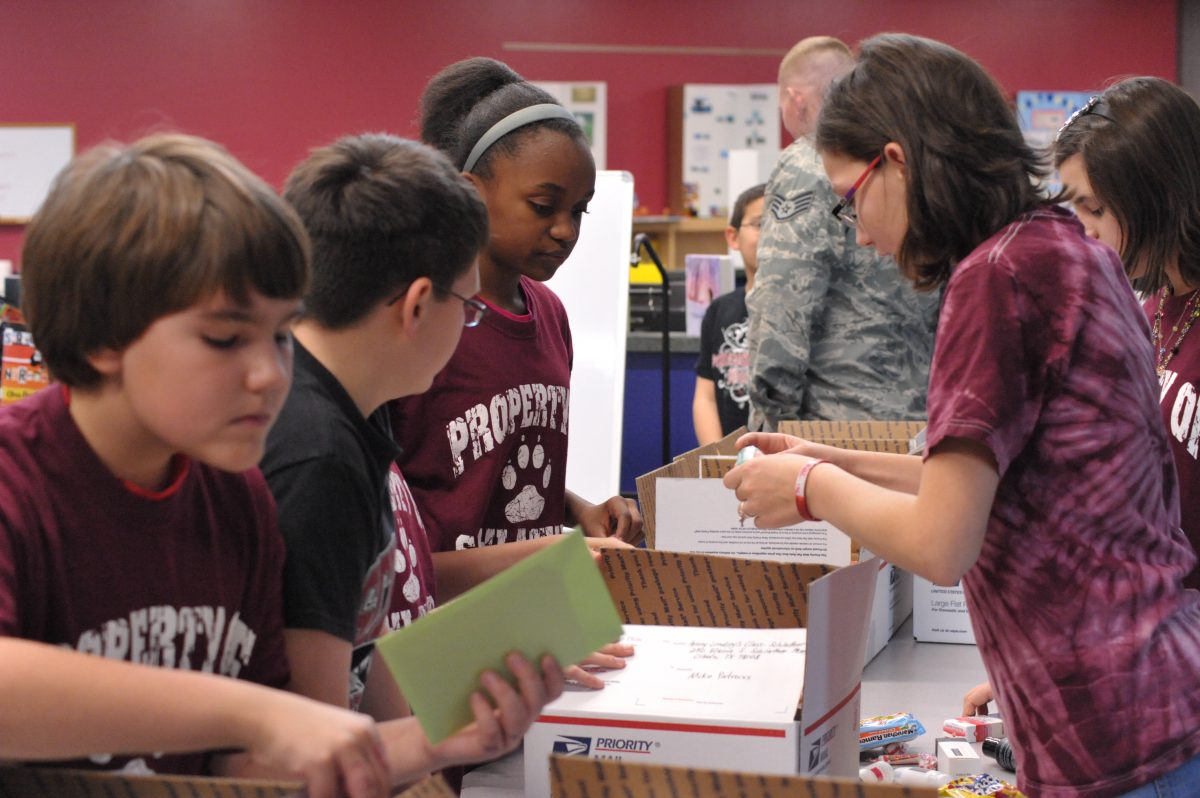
top-left (724, 225), bottom-right (740, 250)
top-left (86, 348), bottom-right (123, 378)
top-left (388, 276), bottom-right (436, 338)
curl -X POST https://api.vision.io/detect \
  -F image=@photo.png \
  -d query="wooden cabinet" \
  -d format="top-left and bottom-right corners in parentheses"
top-left (631, 215), bottom-right (728, 272)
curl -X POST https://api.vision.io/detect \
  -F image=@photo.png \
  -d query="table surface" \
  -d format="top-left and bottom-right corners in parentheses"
top-left (461, 617), bottom-right (1012, 796)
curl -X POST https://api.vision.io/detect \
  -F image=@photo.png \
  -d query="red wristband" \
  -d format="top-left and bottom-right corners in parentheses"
top-left (794, 459), bottom-right (829, 523)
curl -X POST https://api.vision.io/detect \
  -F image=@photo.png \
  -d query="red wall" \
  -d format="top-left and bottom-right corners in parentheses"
top-left (0, 0), bottom-right (1177, 268)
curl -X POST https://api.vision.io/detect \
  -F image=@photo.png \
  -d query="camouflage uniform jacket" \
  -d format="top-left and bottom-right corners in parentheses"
top-left (746, 137), bottom-right (939, 430)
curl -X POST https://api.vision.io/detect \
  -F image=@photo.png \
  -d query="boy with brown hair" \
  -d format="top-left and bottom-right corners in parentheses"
top-left (0, 133), bottom-right (391, 798)
top-left (264, 132), bottom-right (563, 782)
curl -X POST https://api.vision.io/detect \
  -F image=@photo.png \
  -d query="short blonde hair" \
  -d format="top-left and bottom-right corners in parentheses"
top-left (22, 133), bottom-right (309, 388)
top-left (778, 36), bottom-right (853, 85)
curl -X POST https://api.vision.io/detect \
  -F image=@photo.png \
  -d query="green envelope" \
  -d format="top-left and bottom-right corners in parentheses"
top-left (374, 531), bottom-right (624, 744)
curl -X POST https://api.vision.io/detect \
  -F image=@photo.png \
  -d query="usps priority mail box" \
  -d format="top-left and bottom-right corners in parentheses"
top-left (524, 551), bottom-right (877, 797)
top-left (913, 576), bottom-right (976, 645)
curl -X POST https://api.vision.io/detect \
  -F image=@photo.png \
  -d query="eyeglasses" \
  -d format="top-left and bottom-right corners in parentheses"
top-left (448, 288), bottom-right (489, 328)
top-left (830, 154), bottom-right (883, 228)
top-left (1055, 95), bottom-right (1116, 142)
top-left (739, 216), bottom-right (764, 230)
top-left (386, 285), bottom-right (490, 328)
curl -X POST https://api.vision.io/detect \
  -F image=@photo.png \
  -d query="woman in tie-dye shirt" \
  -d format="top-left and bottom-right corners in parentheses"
top-left (726, 35), bottom-right (1200, 798)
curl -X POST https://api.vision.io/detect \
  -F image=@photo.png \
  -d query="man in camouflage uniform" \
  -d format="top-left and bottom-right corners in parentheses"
top-left (747, 37), bottom-right (938, 430)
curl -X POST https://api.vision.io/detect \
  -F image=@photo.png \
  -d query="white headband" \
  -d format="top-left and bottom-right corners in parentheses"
top-left (461, 103), bottom-right (578, 173)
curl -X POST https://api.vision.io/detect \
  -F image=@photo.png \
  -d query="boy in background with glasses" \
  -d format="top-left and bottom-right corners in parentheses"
top-left (261, 133), bottom-right (564, 783)
top-left (693, 183), bottom-right (765, 445)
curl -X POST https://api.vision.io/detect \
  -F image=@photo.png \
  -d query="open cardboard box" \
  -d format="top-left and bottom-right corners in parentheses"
top-left (635, 421), bottom-right (922, 663)
top-left (777, 422), bottom-right (922, 662)
top-left (636, 427), bottom-right (853, 568)
top-left (523, 548), bottom-right (877, 797)
top-left (549, 754), bottom-right (939, 797)
top-left (0, 768), bottom-right (453, 797)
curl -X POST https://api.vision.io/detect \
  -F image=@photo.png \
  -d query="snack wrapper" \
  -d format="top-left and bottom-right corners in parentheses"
top-left (859, 712), bottom-right (926, 751)
top-left (939, 774), bottom-right (1027, 797)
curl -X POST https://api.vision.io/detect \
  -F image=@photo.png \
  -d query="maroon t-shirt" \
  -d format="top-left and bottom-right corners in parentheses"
top-left (391, 277), bottom-right (572, 562)
top-left (384, 462), bottom-right (436, 629)
top-left (926, 207), bottom-right (1200, 798)
top-left (1145, 290), bottom-right (1200, 590)
top-left (0, 387), bottom-right (290, 775)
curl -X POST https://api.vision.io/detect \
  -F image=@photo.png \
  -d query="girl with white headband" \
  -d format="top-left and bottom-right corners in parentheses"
top-left (389, 58), bottom-right (639, 635)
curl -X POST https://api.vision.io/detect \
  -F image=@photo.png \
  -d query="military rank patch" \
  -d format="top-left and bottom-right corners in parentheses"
top-left (769, 190), bottom-right (814, 221)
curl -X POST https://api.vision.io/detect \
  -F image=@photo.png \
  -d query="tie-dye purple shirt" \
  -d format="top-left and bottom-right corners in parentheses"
top-left (925, 206), bottom-right (1200, 798)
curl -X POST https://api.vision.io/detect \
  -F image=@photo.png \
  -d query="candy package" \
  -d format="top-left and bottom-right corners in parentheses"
top-left (859, 712), bottom-right (926, 751)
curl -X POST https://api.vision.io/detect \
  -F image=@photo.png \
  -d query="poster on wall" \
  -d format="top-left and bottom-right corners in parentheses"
top-left (0, 124), bottom-right (75, 223)
top-left (533, 82), bottom-right (607, 170)
top-left (1016, 91), bottom-right (1094, 194)
top-left (680, 84), bottom-right (779, 219)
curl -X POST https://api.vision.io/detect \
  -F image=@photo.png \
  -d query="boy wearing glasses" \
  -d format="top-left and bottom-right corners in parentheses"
top-left (693, 183), bottom-right (766, 444)
top-left (261, 135), bottom-right (562, 758)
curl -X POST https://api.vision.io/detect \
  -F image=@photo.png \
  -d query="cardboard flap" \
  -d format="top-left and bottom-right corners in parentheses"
top-left (549, 755), bottom-right (938, 797)
top-left (0, 768), bottom-right (454, 798)
top-left (636, 428), bottom-right (746, 547)
top-left (798, 556), bottom-right (879, 777)
top-left (598, 548), bottom-right (834, 628)
top-left (777, 420), bottom-right (925, 454)
top-left (0, 767), bottom-right (301, 797)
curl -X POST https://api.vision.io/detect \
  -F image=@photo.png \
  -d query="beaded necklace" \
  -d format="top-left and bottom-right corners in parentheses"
top-left (1152, 286), bottom-right (1200, 375)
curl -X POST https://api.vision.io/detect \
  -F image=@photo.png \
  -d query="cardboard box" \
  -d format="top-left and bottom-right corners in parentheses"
top-left (549, 755), bottom-right (939, 798)
top-left (637, 422), bottom-right (922, 664)
top-left (913, 576), bottom-right (977, 645)
top-left (780, 421), bottom-right (924, 660)
top-left (860, 547), bottom-right (914, 665)
top-left (523, 548), bottom-right (877, 797)
top-left (0, 768), bottom-right (452, 797)
top-left (937, 738), bottom-right (983, 775)
top-left (944, 715), bottom-right (1004, 741)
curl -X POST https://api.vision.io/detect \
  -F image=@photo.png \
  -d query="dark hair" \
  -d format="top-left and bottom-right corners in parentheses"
top-left (283, 134), bottom-right (488, 329)
top-left (816, 33), bottom-right (1048, 290)
top-left (419, 57), bottom-right (586, 176)
top-left (1054, 77), bottom-right (1200, 293)
top-left (730, 183), bottom-right (767, 228)
top-left (21, 133), bottom-right (309, 389)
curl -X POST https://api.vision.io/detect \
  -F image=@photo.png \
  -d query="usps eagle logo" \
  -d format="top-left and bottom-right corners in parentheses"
top-left (552, 735), bottom-right (592, 756)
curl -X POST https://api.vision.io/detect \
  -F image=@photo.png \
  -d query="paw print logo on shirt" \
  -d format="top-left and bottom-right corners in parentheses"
top-left (501, 434), bottom-right (551, 523)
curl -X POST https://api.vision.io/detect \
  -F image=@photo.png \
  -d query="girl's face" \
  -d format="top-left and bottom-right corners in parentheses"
top-left (822, 149), bottom-right (908, 258)
top-left (1058, 153), bottom-right (1126, 261)
top-left (471, 128), bottom-right (596, 282)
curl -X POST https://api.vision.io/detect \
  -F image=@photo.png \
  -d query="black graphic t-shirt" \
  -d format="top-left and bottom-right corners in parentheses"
top-left (262, 342), bottom-right (396, 711)
top-left (696, 288), bottom-right (751, 434)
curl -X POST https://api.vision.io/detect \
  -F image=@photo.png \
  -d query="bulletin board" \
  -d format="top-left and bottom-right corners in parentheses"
top-left (668, 84), bottom-right (780, 218)
top-left (545, 170), bottom-right (633, 503)
top-left (0, 124), bottom-right (75, 223)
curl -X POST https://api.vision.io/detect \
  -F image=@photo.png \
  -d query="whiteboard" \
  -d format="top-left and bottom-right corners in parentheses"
top-left (0, 125), bottom-right (75, 223)
top-left (546, 170), bottom-right (633, 502)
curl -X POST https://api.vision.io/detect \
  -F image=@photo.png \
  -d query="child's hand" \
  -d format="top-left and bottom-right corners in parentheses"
top-left (242, 690), bottom-right (390, 798)
top-left (962, 681), bottom-right (994, 716)
top-left (564, 642), bottom-right (634, 689)
top-left (736, 432), bottom-right (808, 455)
top-left (577, 495), bottom-right (643, 542)
top-left (430, 653), bottom-right (565, 768)
top-left (724, 453), bottom-right (814, 528)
